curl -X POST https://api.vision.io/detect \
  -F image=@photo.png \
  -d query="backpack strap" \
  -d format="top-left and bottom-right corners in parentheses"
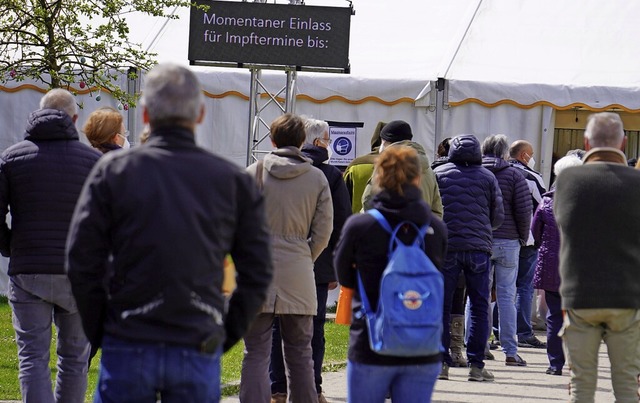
top-left (368, 208), bottom-right (430, 249)
top-left (356, 271), bottom-right (374, 319)
top-left (367, 209), bottom-right (393, 233)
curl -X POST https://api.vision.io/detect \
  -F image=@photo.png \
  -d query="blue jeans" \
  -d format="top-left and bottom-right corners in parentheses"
top-left (9, 274), bottom-right (90, 403)
top-left (347, 360), bottom-right (440, 403)
top-left (95, 335), bottom-right (221, 403)
top-left (441, 251), bottom-right (491, 368)
top-left (516, 246), bottom-right (538, 340)
top-left (271, 283), bottom-right (329, 394)
top-left (490, 239), bottom-right (520, 356)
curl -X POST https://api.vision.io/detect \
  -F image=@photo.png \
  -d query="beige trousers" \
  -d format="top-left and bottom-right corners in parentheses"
top-left (560, 308), bottom-right (640, 403)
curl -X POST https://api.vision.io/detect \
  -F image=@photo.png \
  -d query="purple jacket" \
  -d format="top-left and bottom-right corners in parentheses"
top-left (531, 189), bottom-right (560, 292)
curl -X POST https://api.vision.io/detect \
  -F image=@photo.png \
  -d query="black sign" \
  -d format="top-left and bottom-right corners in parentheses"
top-left (189, 1), bottom-right (351, 71)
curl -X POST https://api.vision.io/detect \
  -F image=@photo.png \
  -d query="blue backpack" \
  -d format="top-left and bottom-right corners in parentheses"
top-left (356, 209), bottom-right (444, 357)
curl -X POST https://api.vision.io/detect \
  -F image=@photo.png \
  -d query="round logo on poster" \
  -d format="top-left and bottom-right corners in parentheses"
top-left (333, 137), bottom-right (352, 156)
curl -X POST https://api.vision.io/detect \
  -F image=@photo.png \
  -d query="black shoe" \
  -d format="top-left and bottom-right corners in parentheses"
top-left (505, 354), bottom-right (527, 367)
top-left (518, 335), bottom-right (546, 349)
top-left (489, 340), bottom-right (499, 350)
top-left (545, 367), bottom-right (562, 376)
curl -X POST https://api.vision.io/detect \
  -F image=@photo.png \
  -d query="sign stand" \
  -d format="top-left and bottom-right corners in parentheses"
top-left (246, 67), bottom-right (297, 165)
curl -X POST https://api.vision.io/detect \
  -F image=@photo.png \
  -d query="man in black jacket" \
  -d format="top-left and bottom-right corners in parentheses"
top-left (66, 64), bottom-right (273, 402)
top-left (0, 88), bottom-right (101, 402)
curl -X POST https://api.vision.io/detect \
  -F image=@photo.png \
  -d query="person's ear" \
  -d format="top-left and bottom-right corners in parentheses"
top-left (621, 136), bottom-right (628, 152)
top-left (584, 137), bottom-right (591, 151)
top-left (143, 107), bottom-right (150, 124)
top-left (196, 105), bottom-right (205, 124)
top-left (72, 114), bottom-right (79, 123)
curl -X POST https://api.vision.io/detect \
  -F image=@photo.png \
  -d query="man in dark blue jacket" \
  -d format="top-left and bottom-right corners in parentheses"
top-left (481, 135), bottom-right (532, 367)
top-left (434, 134), bottom-right (504, 382)
top-left (66, 64), bottom-right (273, 402)
top-left (0, 88), bottom-right (101, 402)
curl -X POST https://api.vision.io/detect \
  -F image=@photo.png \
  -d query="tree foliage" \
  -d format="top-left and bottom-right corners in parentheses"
top-left (0, 0), bottom-right (198, 107)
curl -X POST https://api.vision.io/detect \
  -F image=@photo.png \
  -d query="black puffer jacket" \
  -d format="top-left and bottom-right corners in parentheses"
top-left (301, 144), bottom-right (351, 284)
top-left (482, 156), bottom-right (532, 243)
top-left (434, 134), bottom-right (504, 253)
top-left (0, 109), bottom-right (101, 275)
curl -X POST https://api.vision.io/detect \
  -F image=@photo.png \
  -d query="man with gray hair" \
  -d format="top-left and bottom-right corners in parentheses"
top-left (481, 134), bottom-right (532, 367)
top-left (66, 64), bottom-right (273, 401)
top-left (555, 112), bottom-right (640, 402)
top-left (0, 88), bottom-right (101, 402)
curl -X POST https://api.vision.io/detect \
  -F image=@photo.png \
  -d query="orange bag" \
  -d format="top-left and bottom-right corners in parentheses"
top-left (335, 286), bottom-right (354, 325)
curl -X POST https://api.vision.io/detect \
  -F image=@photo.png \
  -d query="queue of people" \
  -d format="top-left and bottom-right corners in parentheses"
top-left (0, 62), bottom-right (638, 403)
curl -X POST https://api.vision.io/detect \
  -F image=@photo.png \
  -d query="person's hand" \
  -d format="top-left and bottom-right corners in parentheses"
top-left (328, 281), bottom-right (338, 290)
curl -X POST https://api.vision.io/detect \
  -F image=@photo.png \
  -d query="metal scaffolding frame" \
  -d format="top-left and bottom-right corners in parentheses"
top-left (245, 67), bottom-right (298, 165)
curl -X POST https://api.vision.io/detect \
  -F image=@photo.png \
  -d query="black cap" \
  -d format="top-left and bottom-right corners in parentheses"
top-left (380, 120), bottom-right (413, 143)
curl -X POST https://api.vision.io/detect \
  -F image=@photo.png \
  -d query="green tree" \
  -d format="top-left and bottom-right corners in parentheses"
top-left (0, 0), bottom-right (198, 107)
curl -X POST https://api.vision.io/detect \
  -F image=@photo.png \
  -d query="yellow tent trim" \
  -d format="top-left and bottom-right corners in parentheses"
top-left (450, 98), bottom-right (640, 113)
top-left (202, 90), bottom-right (414, 105)
top-left (203, 90), bottom-right (249, 100)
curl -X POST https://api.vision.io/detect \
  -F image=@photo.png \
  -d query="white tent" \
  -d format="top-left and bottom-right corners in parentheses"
top-left (427, 0), bottom-right (640, 182)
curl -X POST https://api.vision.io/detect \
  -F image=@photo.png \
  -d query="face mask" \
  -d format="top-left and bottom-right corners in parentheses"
top-left (122, 138), bottom-right (131, 149)
top-left (324, 145), bottom-right (333, 164)
top-left (378, 142), bottom-right (385, 153)
top-left (527, 156), bottom-right (536, 170)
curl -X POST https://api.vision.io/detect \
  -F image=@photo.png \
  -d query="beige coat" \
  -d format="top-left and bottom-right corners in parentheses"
top-left (247, 147), bottom-right (333, 315)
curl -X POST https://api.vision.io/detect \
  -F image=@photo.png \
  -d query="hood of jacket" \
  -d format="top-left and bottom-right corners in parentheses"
top-left (448, 134), bottom-right (482, 166)
top-left (25, 109), bottom-right (79, 141)
top-left (264, 146), bottom-right (313, 179)
top-left (482, 155), bottom-right (511, 173)
top-left (301, 144), bottom-right (328, 166)
top-left (370, 121), bottom-right (386, 151)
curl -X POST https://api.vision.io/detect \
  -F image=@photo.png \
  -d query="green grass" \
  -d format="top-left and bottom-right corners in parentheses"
top-left (0, 297), bottom-right (349, 400)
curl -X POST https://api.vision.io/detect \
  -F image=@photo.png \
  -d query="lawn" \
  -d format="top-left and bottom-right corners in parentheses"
top-left (0, 297), bottom-right (349, 401)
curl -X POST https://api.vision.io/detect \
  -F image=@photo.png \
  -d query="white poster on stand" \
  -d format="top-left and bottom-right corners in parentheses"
top-left (328, 126), bottom-right (357, 167)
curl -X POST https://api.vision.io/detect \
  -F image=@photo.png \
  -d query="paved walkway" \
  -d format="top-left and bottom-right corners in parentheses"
top-left (222, 334), bottom-right (618, 402)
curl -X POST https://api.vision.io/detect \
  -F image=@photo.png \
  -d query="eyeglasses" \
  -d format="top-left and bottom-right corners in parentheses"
top-left (318, 137), bottom-right (332, 145)
top-left (117, 130), bottom-right (129, 139)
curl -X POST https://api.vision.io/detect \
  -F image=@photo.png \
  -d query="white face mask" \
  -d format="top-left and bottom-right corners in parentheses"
top-left (527, 156), bottom-right (536, 170)
top-left (324, 145), bottom-right (333, 164)
top-left (378, 142), bottom-right (386, 153)
top-left (122, 138), bottom-right (131, 149)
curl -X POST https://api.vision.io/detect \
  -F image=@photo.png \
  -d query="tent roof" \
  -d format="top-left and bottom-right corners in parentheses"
top-left (444, 0), bottom-right (640, 111)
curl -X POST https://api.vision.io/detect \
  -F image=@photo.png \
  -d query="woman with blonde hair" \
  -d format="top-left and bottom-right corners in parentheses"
top-left (83, 107), bottom-right (129, 153)
top-left (334, 145), bottom-right (448, 403)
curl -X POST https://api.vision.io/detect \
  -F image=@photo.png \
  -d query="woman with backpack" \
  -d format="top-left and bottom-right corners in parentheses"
top-left (334, 145), bottom-right (448, 403)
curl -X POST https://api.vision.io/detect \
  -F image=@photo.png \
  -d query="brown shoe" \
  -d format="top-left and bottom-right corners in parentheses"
top-left (318, 393), bottom-right (328, 403)
top-left (271, 393), bottom-right (287, 403)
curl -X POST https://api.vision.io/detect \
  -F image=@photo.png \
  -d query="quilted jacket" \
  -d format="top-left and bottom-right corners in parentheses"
top-left (482, 156), bottom-right (532, 243)
top-left (531, 189), bottom-right (561, 292)
top-left (434, 134), bottom-right (504, 253)
top-left (0, 109), bottom-right (101, 275)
